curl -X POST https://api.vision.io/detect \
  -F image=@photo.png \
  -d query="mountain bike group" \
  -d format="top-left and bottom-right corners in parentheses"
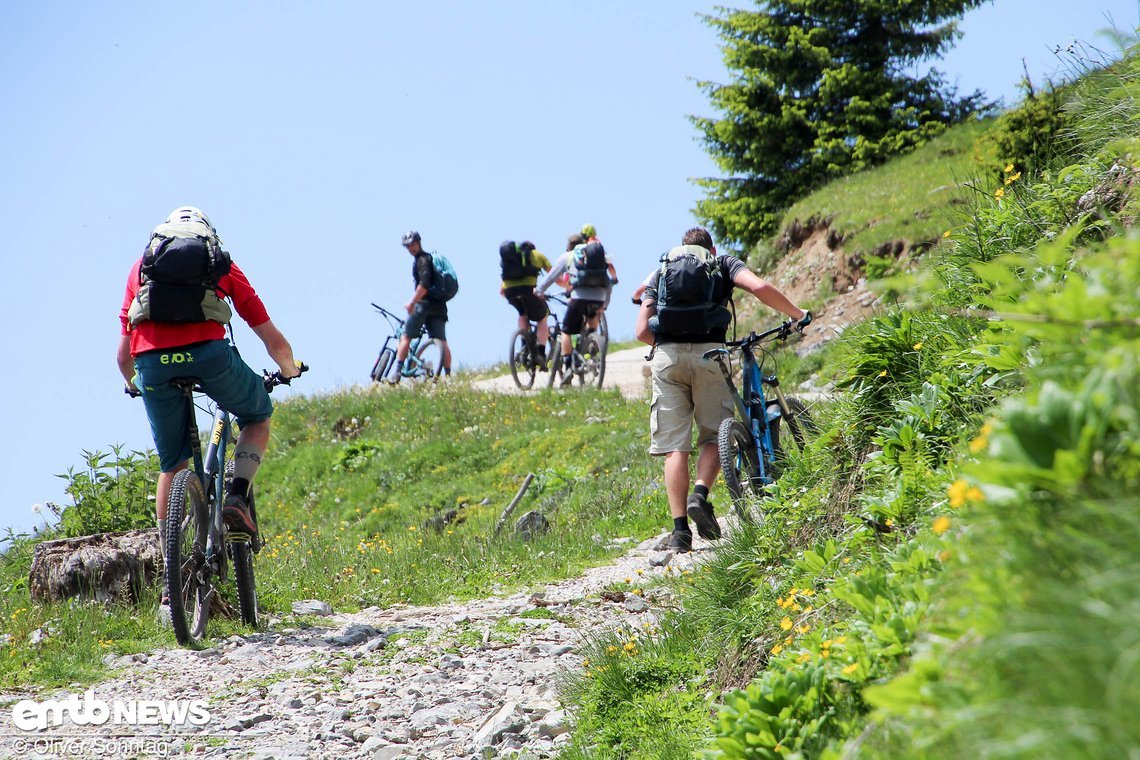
top-left (117, 206), bottom-right (808, 644)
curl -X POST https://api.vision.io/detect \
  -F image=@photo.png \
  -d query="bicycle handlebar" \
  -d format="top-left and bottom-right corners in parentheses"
top-left (371, 303), bottom-right (405, 324)
top-left (264, 362), bottom-right (309, 392)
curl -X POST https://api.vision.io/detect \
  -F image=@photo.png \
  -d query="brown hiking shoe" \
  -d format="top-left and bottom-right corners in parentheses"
top-left (222, 492), bottom-right (258, 536)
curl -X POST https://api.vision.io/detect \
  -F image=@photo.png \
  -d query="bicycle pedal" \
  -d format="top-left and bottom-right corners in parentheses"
top-left (224, 530), bottom-right (253, 543)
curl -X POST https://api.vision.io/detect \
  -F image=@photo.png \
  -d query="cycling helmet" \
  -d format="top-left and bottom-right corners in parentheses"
top-left (166, 206), bottom-right (215, 233)
top-left (401, 230), bottom-right (422, 246)
top-left (581, 223), bottom-right (596, 239)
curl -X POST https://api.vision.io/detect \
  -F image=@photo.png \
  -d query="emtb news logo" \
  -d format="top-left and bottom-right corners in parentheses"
top-left (10, 690), bottom-right (210, 731)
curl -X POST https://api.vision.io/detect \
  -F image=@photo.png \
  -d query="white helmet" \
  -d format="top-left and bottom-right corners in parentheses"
top-left (165, 206), bottom-right (215, 233)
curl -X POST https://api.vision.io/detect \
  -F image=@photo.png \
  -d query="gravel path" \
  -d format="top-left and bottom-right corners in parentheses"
top-left (0, 530), bottom-right (726, 759)
top-left (470, 346), bottom-right (652, 400)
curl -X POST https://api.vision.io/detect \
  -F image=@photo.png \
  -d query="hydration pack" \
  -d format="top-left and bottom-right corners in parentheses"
top-left (569, 241), bottom-right (609, 288)
top-left (648, 245), bottom-right (731, 336)
top-left (127, 222), bottom-right (232, 328)
top-left (500, 240), bottom-right (541, 281)
top-left (427, 252), bottom-right (459, 302)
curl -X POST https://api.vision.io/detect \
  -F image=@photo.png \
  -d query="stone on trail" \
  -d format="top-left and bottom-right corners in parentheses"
top-left (648, 550), bottom-right (674, 567)
top-left (326, 624), bottom-right (386, 647)
top-left (624, 595), bottom-right (649, 613)
top-left (472, 701), bottom-right (527, 748)
top-left (292, 599), bottom-right (333, 616)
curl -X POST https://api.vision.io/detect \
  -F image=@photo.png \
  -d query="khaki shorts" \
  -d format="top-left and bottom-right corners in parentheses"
top-left (649, 343), bottom-right (734, 455)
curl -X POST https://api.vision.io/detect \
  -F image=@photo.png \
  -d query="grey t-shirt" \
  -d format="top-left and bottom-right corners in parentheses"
top-left (644, 254), bottom-right (748, 343)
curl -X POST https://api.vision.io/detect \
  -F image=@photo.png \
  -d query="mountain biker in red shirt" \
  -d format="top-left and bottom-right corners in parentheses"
top-left (117, 207), bottom-right (300, 564)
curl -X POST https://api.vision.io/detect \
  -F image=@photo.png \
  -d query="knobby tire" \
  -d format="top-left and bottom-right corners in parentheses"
top-left (509, 329), bottom-right (536, 390)
top-left (370, 347), bottom-right (396, 383)
top-left (165, 470), bottom-right (210, 645)
top-left (717, 416), bottom-right (762, 522)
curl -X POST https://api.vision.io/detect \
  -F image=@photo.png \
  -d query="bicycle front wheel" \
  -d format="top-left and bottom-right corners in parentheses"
top-left (547, 332), bottom-right (565, 389)
top-left (370, 347), bottom-right (396, 383)
top-left (229, 537), bottom-right (258, 628)
top-left (165, 470), bottom-right (210, 645)
top-left (779, 396), bottom-right (815, 451)
top-left (414, 338), bottom-right (445, 381)
top-left (718, 417), bottom-right (763, 521)
top-left (509, 329), bottom-right (536, 390)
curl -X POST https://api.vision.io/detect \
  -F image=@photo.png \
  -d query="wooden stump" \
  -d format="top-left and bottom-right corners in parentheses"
top-left (28, 529), bottom-right (161, 605)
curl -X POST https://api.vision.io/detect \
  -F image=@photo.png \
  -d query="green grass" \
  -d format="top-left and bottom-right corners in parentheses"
top-left (0, 382), bottom-right (670, 689)
top-left (776, 117), bottom-right (996, 258)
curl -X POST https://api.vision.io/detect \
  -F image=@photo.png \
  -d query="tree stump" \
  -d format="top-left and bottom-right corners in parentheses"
top-left (28, 529), bottom-right (161, 605)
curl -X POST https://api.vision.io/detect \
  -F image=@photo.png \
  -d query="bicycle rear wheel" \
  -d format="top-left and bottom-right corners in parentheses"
top-left (578, 333), bottom-right (606, 389)
top-left (718, 417), bottom-right (763, 521)
top-left (547, 332), bottom-right (566, 389)
top-left (509, 329), bottom-right (536, 390)
top-left (414, 338), bottom-right (445, 381)
top-left (165, 470), bottom-right (210, 645)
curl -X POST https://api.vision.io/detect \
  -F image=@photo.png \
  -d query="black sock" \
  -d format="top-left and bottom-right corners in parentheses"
top-left (673, 517), bottom-right (690, 533)
top-left (694, 484), bottom-right (710, 500)
top-left (229, 477), bottom-right (250, 499)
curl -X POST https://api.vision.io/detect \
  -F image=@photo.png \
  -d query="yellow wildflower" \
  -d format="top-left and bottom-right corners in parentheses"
top-left (933, 516), bottom-right (952, 535)
top-left (878, 370), bottom-right (888, 378)
top-left (797, 652), bottom-right (812, 664)
top-left (770, 643), bottom-right (784, 656)
top-left (995, 187), bottom-right (1005, 199)
top-left (796, 624), bottom-right (810, 634)
top-left (1005, 171), bottom-right (1022, 184)
top-left (969, 435), bottom-right (988, 453)
top-left (942, 229), bottom-right (952, 238)
top-left (780, 617), bottom-right (793, 631)
top-left (1004, 163), bottom-right (1015, 173)
top-left (913, 342), bottom-right (923, 350)
top-left (842, 662), bottom-right (859, 675)
top-left (966, 487), bottom-right (985, 502)
top-left (948, 479), bottom-right (970, 508)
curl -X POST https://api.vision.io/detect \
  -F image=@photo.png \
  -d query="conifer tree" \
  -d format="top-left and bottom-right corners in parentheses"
top-left (693, 0), bottom-right (988, 251)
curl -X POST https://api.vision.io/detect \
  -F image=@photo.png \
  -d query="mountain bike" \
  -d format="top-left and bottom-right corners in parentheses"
top-left (508, 312), bottom-right (559, 390)
top-left (703, 320), bottom-right (814, 519)
top-left (544, 295), bottom-right (607, 389)
top-left (369, 303), bottom-right (445, 383)
top-left (157, 362), bottom-right (307, 645)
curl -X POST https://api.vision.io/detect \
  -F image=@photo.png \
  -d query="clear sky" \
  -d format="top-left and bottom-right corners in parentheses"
top-left (2, 0), bottom-right (1135, 540)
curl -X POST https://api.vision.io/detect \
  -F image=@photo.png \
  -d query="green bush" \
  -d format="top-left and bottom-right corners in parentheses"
top-left (56, 446), bottom-right (158, 536)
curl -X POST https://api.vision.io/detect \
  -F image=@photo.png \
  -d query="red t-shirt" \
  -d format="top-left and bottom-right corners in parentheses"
top-left (119, 259), bottom-right (271, 356)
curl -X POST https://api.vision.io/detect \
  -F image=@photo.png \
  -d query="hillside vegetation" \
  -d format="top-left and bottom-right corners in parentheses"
top-left (555, 47), bottom-right (1140, 759)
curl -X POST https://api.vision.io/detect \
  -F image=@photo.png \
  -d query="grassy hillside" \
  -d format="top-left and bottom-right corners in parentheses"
top-left (0, 384), bottom-right (670, 688)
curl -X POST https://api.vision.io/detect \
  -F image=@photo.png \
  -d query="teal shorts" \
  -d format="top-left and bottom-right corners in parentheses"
top-left (134, 340), bottom-right (273, 472)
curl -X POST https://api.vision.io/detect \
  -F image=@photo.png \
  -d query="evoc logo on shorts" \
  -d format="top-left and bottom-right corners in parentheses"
top-left (159, 352), bottom-right (194, 365)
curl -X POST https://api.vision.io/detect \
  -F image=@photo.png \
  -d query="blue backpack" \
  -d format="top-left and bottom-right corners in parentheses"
top-left (427, 252), bottom-right (459, 302)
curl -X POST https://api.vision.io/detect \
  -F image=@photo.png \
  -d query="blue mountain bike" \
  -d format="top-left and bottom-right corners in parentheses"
top-left (369, 303), bottom-right (445, 383)
top-left (703, 319), bottom-right (815, 519)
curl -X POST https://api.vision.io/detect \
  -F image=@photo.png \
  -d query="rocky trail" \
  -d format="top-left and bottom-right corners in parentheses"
top-left (1, 530), bottom-right (722, 759)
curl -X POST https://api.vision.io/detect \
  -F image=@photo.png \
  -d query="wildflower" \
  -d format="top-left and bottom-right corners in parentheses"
top-left (933, 516), bottom-right (952, 535)
top-left (913, 342), bottom-right (923, 350)
top-left (31, 503), bottom-right (42, 514)
top-left (937, 549), bottom-right (952, 562)
top-left (842, 662), bottom-right (859, 675)
top-left (407, 525), bottom-right (417, 532)
top-left (797, 652), bottom-right (812, 664)
top-left (966, 487), bottom-right (985, 502)
top-left (371, 568), bottom-right (380, 574)
top-left (942, 229), bottom-right (952, 238)
top-left (796, 624), bottom-right (810, 634)
top-left (1005, 171), bottom-right (1022, 184)
top-left (624, 642), bottom-right (637, 652)
top-left (780, 617), bottom-right (793, 631)
top-left (842, 557), bottom-right (851, 564)
top-left (948, 479), bottom-right (970, 508)
top-left (607, 645), bottom-right (619, 654)
top-left (994, 187), bottom-right (1005, 199)
top-left (878, 370), bottom-right (888, 378)
top-left (1004, 163), bottom-right (1015, 173)
top-left (969, 435), bottom-right (988, 453)
top-left (770, 643), bottom-right (784, 656)
top-left (834, 636), bottom-right (847, 645)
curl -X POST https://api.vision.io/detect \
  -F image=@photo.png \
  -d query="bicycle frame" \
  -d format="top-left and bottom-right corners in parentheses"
top-left (708, 323), bottom-right (800, 485)
top-left (177, 383), bottom-right (234, 581)
top-left (371, 303), bottom-right (435, 379)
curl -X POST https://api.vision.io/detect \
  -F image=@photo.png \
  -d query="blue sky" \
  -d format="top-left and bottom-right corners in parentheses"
top-left (2, 0), bottom-right (1135, 540)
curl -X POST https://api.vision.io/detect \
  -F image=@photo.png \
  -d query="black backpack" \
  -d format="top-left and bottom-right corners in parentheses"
top-left (649, 245), bottom-right (731, 336)
top-left (134, 234), bottom-right (232, 324)
top-left (570, 242), bottom-right (609, 288)
top-left (500, 240), bottom-right (541, 281)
